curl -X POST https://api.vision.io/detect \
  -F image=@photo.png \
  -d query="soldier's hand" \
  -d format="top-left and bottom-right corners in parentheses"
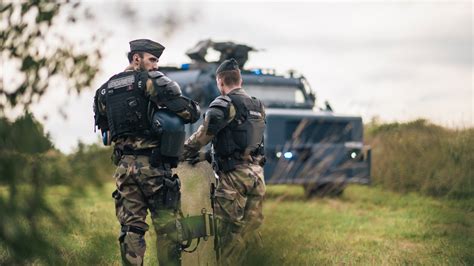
top-left (187, 154), bottom-right (202, 165)
top-left (203, 150), bottom-right (212, 163)
top-left (181, 147), bottom-right (197, 162)
top-left (186, 151), bottom-right (211, 166)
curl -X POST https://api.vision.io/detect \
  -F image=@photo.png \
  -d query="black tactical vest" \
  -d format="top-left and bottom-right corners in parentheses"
top-left (213, 90), bottom-right (266, 160)
top-left (104, 71), bottom-right (151, 141)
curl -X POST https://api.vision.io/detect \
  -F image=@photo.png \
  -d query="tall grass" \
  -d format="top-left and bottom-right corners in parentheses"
top-left (246, 185), bottom-right (473, 265)
top-left (366, 119), bottom-right (473, 198)
top-left (2, 183), bottom-right (471, 265)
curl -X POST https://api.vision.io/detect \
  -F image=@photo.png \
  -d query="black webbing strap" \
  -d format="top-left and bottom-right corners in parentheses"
top-left (121, 148), bottom-right (153, 156)
top-left (121, 225), bottom-right (146, 236)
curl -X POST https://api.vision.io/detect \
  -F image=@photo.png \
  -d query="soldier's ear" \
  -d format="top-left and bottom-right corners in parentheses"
top-left (133, 53), bottom-right (141, 63)
top-left (218, 78), bottom-right (224, 88)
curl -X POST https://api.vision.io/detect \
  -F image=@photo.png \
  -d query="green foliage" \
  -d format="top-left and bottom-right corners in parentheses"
top-left (0, 115), bottom-right (64, 264)
top-left (0, 113), bottom-right (52, 153)
top-left (0, 0), bottom-right (101, 110)
top-left (0, 113), bottom-right (114, 264)
top-left (366, 119), bottom-right (474, 198)
top-left (68, 142), bottom-right (114, 185)
top-left (0, 1), bottom-right (104, 263)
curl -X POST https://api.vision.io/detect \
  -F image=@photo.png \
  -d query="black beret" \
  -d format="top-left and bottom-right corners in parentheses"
top-left (129, 39), bottom-right (165, 59)
top-left (216, 58), bottom-right (240, 75)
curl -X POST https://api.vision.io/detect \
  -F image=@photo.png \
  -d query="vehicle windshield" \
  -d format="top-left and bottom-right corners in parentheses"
top-left (244, 84), bottom-right (307, 106)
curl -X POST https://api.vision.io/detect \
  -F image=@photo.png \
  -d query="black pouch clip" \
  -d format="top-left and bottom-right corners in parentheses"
top-left (112, 189), bottom-right (121, 200)
top-left (150, 148), bottom-right (161, 168)
top-left (217, 157), bottom-right (236, 173)
top-left (163, 174), bottom-right (181, 209)
top-left (112, 148), bottom-right (123, 166)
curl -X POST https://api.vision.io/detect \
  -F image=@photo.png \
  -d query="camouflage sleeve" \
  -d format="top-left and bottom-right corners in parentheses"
top-left (183, 117), bottom-right (214, 159)
top-left (182, 104), bottom-right (236, 159)
top-left (143, 71), bottom-right (180, 104)
top-left (144, 73), bottom-right (200, 124)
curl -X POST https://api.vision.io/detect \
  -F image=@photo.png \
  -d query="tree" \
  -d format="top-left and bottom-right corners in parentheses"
top-left (0, 1), bottom-right (199, 263)
top-left (0, 1), bottom-right (102, 264)
top-left (0, 0), bottom-right (101, 112)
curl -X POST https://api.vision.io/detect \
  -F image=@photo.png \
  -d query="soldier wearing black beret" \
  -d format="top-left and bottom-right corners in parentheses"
top-left (93, 39), bottom-right (200, 266)
top-left (126, 39), bottom-right (165, 72)
top-left (215, 58), bottom-right (240, 73)
top-left (183, 58), bottom-right (267, 265)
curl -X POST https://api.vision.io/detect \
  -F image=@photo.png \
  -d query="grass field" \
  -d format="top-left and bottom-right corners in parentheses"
top-left (2, 163), bottom-right (471, 265)
top-left (249, 185), bottom-right (473, 265)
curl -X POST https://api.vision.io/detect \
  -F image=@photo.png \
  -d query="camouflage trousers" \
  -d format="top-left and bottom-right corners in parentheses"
top-left (214, 163), bottom-right (266, 265)
top-left (113, 155), bottom-right (181, 266)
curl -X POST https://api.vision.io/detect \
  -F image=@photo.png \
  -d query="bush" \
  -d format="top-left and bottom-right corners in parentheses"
top-left (68, 142), bottom-right (114, 184)
top-left (366, 119), bottom-right (474, 199)
top-left (0, 113), bottom-right (112, 264)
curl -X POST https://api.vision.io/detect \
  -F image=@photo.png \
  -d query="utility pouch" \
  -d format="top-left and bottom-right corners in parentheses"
top-left (163, 174), bottom-right (181, 209)
top-left (217, 157), bottom-right (236, 173)
top-left (160, 130), bottom-right (185, 158)
top-left (112, 148), bottom-right (123, 166)
top-left (149, 148), bottom-right (161, 168)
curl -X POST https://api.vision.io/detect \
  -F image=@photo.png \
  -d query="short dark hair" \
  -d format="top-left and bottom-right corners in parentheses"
top-left (127, 51), bottom-right (144, 63)
top-left (217, 70), bottom-right (241, 87)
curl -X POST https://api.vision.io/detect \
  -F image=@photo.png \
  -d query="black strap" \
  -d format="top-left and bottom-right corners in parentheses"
top-left (121, 148), bottom-right (153, 156)
top-left (182, 238), bottom-right (200, 253)
top-left (121, 225), bottom-right (146, 235)
top-left (217, 151), bottom-right (261, 165)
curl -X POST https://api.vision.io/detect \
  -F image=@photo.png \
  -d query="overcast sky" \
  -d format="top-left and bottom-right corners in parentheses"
top-left (24, 0), bottom-right (473, 153)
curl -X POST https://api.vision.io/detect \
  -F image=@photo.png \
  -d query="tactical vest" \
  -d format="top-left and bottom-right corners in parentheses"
top-left (104, 71), bottom-right (151, 141)
top-left (212, 91), bottom-right (265, 163)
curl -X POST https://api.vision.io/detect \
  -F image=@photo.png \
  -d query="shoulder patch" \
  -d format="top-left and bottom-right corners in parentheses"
top-left (107, 75), bottom-right (135, 89)
top-left (209, 95), bottom-right (232, 109)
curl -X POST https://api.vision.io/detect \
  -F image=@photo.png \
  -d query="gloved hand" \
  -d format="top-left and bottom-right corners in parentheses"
top-left (181, 146), bottom-right (198, 162)
top-left (187, 153), bottom-right (202, 165)
top-left (187, 150), bottom-right (212, 166)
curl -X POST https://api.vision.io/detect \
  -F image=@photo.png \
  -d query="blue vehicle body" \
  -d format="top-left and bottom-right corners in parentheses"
top-left (161, 40), bottom-right (371, 195)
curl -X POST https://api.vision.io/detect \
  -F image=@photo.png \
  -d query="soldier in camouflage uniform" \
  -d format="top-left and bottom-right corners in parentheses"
top-left (183, 59), bottom-right (266, 265)
top-left (94, 39), bottom-right (199, 266)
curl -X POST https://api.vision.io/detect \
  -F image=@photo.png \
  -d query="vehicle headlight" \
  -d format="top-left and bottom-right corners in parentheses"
top-left (350, 152), bottom-right (357, 159)
top-left (348, 149), bottom-right (364, 161)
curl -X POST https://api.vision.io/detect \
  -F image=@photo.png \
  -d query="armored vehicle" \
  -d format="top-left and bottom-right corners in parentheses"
top-left (161, 40), bottom-right (371, 196)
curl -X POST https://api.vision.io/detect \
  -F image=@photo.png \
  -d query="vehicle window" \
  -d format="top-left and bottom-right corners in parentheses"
top-left (285, 120), bottom-right (354, 143)
top-left (245, 85), bottom-right (306, 104)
